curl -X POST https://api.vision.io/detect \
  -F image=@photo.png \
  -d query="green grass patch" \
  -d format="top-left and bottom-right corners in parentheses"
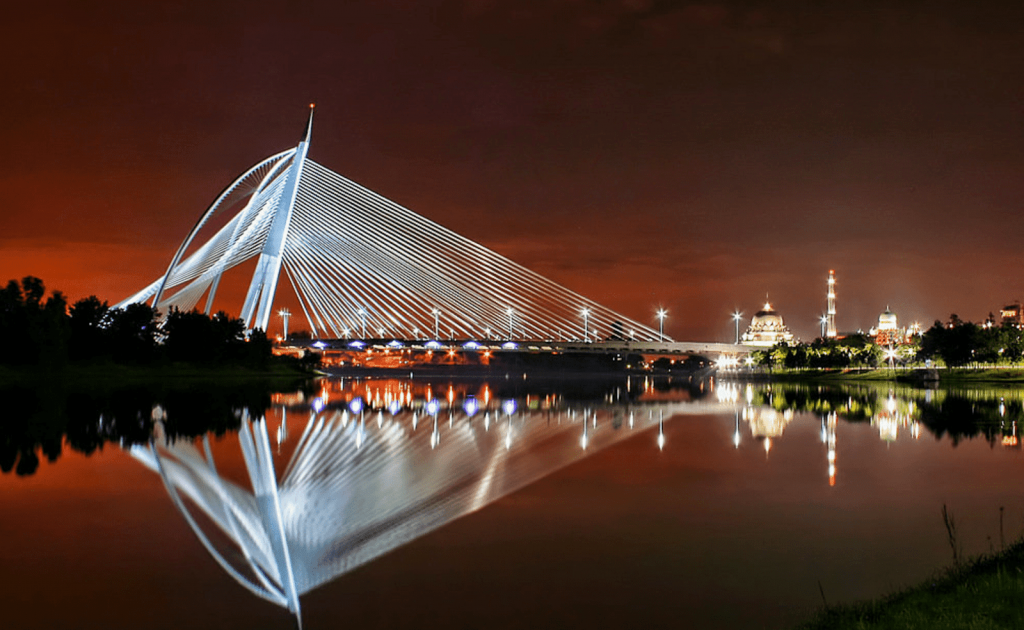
top-left (796, 540), bottom-right (1024, 629)
top-left (939, 368), bottom-right (1024, 383)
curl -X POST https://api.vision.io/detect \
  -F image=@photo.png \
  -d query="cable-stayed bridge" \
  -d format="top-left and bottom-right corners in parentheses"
top-left (119, 106), bottom-right (669, 345)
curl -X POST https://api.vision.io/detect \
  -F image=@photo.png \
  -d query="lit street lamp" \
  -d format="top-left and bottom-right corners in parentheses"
top-left (581, 307), bottom-right (590, 343)
top-left (506, 308), bottom-right (514, 340)
top-left (656, 308), bottom-right (667, 343)
top-left (820, 315), bottom-right (828, 339)
top-left (432, 308), bottom-right (440, 338)
top-left (732, 311), bottom-right (742, 344)
top-left (278, 308), bottom-right (291, 341)
top-left (884, 346), bottom-right (898, 373)
top-left (358, 308), bottom-right (367, 339)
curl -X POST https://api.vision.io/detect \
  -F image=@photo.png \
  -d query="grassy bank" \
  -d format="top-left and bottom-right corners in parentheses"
top-left (796, 540), bottom-right (1024, 629)
top-left (739, 367), bottom-right (1024, 384)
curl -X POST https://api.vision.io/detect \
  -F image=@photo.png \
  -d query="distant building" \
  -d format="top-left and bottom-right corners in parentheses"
top-left (869, 307), bottom-right (904, 345)
top-left (741, 302), bottom-right (796, 347)
top-left (1000, 302), bottom-right (1024, 326)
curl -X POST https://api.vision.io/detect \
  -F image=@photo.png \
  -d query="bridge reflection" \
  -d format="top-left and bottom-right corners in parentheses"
top-left (127, 377), bottom-right (1024, 625)
top-left (128, 375), bottom-right (725, 625)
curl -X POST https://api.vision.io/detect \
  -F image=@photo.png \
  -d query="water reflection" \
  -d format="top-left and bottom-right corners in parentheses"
top-left (715, 380), bottom-right (1023, 488)
top-left (6, 375), bottom-right (1023, 627)
top-left (128, 375), bottom-right (721, 623)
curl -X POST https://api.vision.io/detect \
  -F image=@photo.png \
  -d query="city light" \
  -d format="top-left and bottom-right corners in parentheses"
top-left (278, 308), bottom-right (291, 340)
top-left (732, 311), bottom-right (742, 344)
top-left (656, 308), bottom-right (667, 342)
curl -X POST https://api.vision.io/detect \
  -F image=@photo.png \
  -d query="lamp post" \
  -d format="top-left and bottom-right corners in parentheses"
top-left (656, 309), bottom-right (667, 343)
top-left (732, 311), bottom-right (742, 344)
top-left (278, 308), bottom-right (291, 341)
top-left (820, 315), bottom-right (828, 339)
top-left (432, 308), bottom-right (440, 339)
top-left (885, 346), bottom-right (897, 375)
top-left (506, 308), bottom-right (514, 340)
top-left (358, 308), bottom-right (367, 339)
top-left (581, 307), bottom-right (590, 343)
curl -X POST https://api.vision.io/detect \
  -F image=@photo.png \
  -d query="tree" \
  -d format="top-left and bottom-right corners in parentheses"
top-left (106, 303), bottom-right (159, 364)
top-left (69, 296), bottom-right (110, 361)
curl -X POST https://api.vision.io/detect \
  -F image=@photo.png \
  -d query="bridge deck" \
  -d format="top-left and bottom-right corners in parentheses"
top-left (288, 339), bottom-right (753, 356)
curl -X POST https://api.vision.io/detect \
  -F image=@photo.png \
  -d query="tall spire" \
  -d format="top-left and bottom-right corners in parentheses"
top-left (301, 103), bottom-right (315, 144)
top-left (826, 269), bottom-right (837, 338)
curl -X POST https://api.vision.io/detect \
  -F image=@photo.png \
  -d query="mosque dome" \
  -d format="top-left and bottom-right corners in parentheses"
top-left (741, 302), bottom-right (796, 347)
top-left (877, 307), bottom-right (898, 331)
top-left (750, 303), bottom-right (786, 331)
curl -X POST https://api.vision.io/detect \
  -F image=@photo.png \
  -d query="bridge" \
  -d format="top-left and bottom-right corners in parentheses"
top-left (118, 106), bottom-right (749, 355)
top-left (289, 337), bottom-right (752, 362)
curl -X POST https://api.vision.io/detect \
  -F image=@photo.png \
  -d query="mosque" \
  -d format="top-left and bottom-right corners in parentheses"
top-left (868, 307), bottom-right (912, 345)
top-left (741, 302), bottom-right (796, 347)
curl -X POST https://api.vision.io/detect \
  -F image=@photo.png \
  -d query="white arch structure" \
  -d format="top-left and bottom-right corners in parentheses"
top-left (119, 107), bottom-right (666, 341)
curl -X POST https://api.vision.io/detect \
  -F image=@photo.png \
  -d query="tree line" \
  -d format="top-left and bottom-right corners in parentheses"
top-left (0, 381), bottom-right (284, 476)
top-left (0, 276), bottom-right (272, 367)
top-left (752, 334), bottom-right (884, 370)
top-left (750, 316), bottom-right (1024, 370)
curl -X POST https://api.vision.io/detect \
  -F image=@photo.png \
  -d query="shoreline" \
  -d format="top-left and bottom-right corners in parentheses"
top-left (796, 539), bottom-right (1024, 629)
top-left (722, 366), bottom-right (1024, 385)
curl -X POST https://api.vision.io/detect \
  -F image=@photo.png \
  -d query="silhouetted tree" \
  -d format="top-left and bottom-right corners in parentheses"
top-left (106, 303), bottom-right (159, 364)
top-left (69, 296), bottom-right (110, 361)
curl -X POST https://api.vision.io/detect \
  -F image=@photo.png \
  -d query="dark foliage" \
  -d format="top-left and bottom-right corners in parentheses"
top-left (918, 317), bottom-right (1024, 367)
top-left (0, 277), bottom-right (274, 369)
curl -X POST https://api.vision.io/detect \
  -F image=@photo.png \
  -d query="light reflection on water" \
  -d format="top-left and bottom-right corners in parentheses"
top-left (3, 375), bottom-right (1024, 629)
top-left (129, 375), bottom-right (727, 622)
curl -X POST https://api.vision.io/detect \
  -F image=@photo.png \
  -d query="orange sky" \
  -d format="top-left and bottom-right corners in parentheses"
top-left (4, 1), bottom-right (1024, 340)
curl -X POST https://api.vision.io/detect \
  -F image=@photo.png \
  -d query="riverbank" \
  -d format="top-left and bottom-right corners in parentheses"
top-left (0, 357), bottom-right (318, 386)
top-left (796, 539), bottom-right (1024, 629)
top-left (727, 367), bottom-right (1024, 384)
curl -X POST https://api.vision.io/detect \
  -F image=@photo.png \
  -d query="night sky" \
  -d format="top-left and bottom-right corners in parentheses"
top-left (3, 1), bottom-right (1023, 341)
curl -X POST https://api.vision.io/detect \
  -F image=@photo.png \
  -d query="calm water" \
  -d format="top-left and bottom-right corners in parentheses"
top-left (2, 375), bottom-right (1023, 629)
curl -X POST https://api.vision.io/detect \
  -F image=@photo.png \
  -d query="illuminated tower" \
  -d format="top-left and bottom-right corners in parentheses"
top-left (826, 269), bottom-right (837, 338)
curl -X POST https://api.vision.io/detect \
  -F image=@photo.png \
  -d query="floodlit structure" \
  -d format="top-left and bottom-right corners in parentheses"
top-left (740, 302), bottom-right (796, 347)
top-left (119, 106), bottom-right (663, 341)
top-left (826, 269), bottom-right (837, 338)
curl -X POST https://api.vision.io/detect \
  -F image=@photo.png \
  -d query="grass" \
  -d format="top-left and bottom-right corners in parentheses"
top-left (795, 539), bottom-right (1024, 629)
top-left (752, 367), bottom-right (1024, 384)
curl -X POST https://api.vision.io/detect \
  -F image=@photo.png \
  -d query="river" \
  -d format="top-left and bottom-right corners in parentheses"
top-left (1, 375), bottom-right (1021, 629)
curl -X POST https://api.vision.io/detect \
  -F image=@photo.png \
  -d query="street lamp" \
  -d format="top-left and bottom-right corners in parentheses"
top-left (581, 307), bottom-right (590, 343)
top-left (506, 308), bottom-right (514, 340)
top-left (884, 346), bottom-right (897, 374)
top-left (432, 308), bottom-right (440, 338)
top-left (358, 308), bottom-right (367, 339)
top-left (278, 308), bottom-right (291, 341)
top-left (732, 311), bottom-right (742, 344)
top-left (656, 309), bottom-right (667, 343)
top-left (820, 315), bottom-right (828, 339)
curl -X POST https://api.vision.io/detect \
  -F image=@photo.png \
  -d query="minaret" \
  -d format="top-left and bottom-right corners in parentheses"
top-left (826, 269), bottom-right (837, 338)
